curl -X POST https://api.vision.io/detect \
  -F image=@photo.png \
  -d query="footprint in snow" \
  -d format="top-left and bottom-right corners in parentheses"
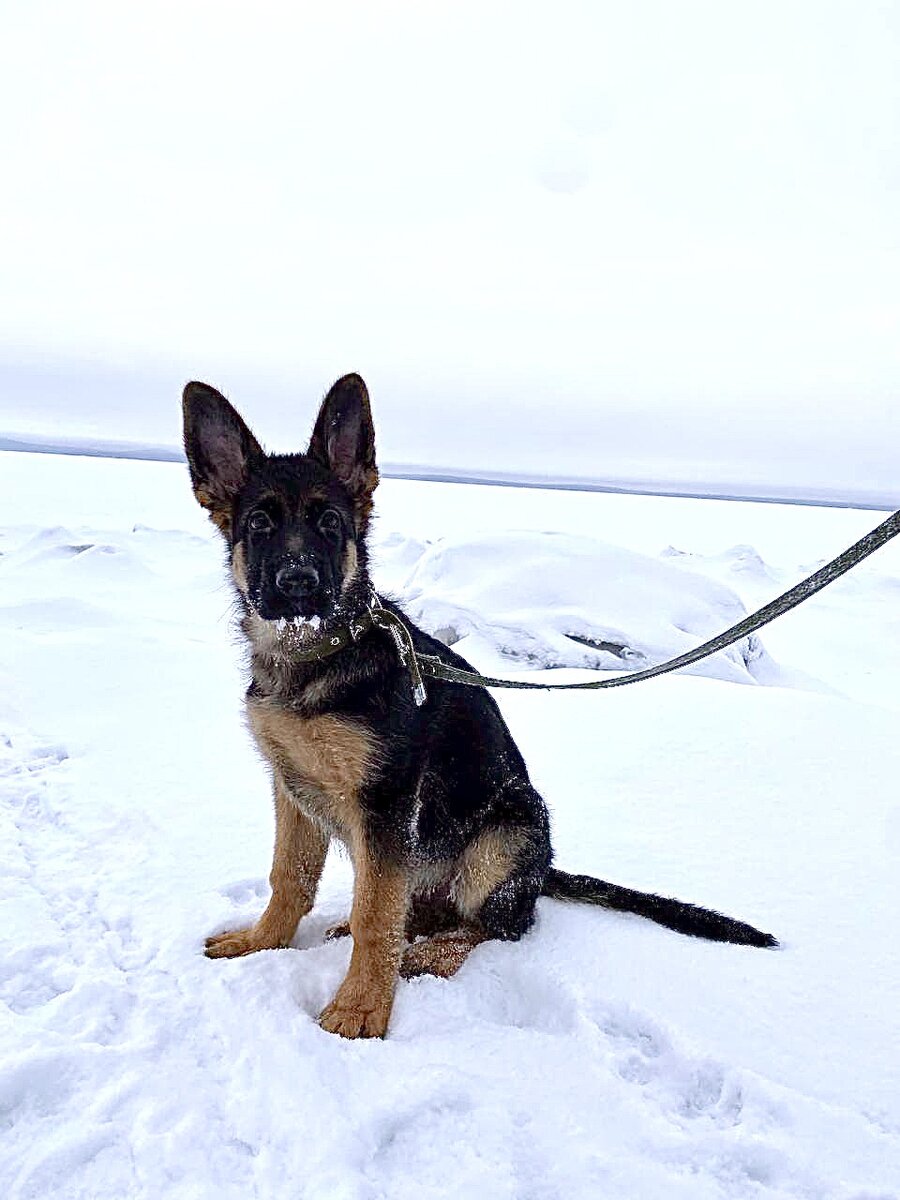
top-left (592, 1004), bottom-right (752, 1129)
top-left (217, 877), bottom-right (269, 906)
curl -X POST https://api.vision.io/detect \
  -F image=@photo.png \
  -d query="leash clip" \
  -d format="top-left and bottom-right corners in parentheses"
top-left (347, 618), bottom-right (368, 642)
top-left (367, 594), bottom-right (428, 707)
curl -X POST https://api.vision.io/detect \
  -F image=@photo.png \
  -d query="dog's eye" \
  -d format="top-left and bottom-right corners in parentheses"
top-left (318, 508), bottom-right (341, 538)
top-left (247, 510), bottom-right (274, 534)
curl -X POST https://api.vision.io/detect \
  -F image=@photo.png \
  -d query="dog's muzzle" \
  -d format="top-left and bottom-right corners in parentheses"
top-left (275, 564), bottom-right (319, 598)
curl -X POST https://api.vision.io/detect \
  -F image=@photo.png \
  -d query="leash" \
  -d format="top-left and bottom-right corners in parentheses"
top-left (366, 507), bottom-right (900, 705)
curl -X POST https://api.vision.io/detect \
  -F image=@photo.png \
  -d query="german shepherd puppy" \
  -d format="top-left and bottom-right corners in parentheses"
top-left (183, 374), bottom-right (776, 1040)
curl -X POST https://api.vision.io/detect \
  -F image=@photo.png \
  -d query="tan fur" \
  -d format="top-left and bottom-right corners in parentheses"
top-left (400, 928), bottom-right (486, 979)
top-left (205, 776), bottom-right (329, 958)
top-left (231, 543), bottom-right (248, 593)
top-left (319, 852), bottom-right (408, 1038)
top-left (341, 540), bottom-right (358, 594)
top-left (243, 609), bottom-right (282, 657)
top-left (246, 697), bottom-right (377, 845)
top-left (295, 673), bottom-right (339, 709)
top-left (453, 827), bottom-right (526, 918)
top-left (353, 464), bottom-right (379, 531)
top-left (194, 484), bottom-right (231, 534)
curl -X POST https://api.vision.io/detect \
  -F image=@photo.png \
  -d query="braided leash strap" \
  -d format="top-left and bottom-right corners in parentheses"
top-left (371, 507), bottom-right (900, 703)
top-left (368, 597), bottom-right (429, 706)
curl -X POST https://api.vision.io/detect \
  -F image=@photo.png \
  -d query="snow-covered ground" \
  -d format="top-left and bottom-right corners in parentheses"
top-left (2, 450), bottom-right (899, 1199)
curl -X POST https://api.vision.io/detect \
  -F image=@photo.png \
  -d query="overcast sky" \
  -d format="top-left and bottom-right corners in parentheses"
top-left (1, 2), bottom-right (899, 502)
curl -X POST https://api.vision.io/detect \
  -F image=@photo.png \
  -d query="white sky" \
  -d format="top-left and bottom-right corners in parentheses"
top-left (1, 2), bottom-right (899, 501)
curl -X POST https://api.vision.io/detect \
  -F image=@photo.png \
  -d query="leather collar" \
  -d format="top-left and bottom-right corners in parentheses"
top-left (286, 608), bottom-right (376, 662)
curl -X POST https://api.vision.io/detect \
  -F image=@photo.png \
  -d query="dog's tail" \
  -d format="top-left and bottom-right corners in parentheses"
top-left (541, 868), bottom-right (777, 948)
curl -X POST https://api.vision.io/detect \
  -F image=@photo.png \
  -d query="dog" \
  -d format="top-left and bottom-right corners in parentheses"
top-left (182, 373), bottom-right (776, 1040)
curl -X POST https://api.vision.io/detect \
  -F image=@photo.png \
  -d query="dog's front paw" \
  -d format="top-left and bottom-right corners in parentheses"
top-left (318, 996), bottom-right (392, 1039)
top-left (205, 926), bottom-right (286, 958)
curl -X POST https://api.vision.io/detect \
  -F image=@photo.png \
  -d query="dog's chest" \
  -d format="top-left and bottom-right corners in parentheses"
top-left (246, 696), bottom-right (374, 842)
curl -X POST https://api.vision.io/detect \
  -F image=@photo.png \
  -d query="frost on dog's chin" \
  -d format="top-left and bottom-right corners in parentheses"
top-left (275, 614), bottom-right (323, 639)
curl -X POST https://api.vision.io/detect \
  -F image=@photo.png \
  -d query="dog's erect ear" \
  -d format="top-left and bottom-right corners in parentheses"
top-left (307, 374), bottom-right (378, 522)
top-left (182, 382), bottom-right (263, 532)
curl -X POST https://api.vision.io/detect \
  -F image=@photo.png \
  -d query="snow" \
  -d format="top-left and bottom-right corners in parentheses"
top-left (2, 449), bottom-right (899, 1197)
top-left (276, 614), bottom-right (323, 635)
top-left (394, 530), bottom-right (789, 685)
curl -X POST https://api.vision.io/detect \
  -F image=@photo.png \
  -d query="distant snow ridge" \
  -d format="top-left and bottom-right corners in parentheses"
top-left (390, 531), bottom-right (782, 686)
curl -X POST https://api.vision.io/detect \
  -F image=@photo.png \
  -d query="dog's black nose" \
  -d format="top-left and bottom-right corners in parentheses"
top-left (275, 565), bottom-right (319, 597)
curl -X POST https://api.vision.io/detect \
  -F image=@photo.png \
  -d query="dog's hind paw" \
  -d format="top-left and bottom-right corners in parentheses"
top-left (323, 920), bottom-right (351, 942)
top-left (400, 930), bottom-right (480, 979)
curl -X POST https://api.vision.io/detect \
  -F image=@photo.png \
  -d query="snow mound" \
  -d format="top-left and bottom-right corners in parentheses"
top-left (371, 530), bottom-right (431, 594)
top-left (391, 531), bottom-right (781, 685)
top-left (661, 542), bottom-right (779, 583)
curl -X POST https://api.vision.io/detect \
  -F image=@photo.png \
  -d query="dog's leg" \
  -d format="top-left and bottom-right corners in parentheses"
top-left (398, 824), bottom-right (545, 979)
top-left (324, 891), bottom-right (458, 945)
top-left (319, 850), bottom-right (407, 1039)
top-left (454, 815), bottom-right (549, 943)
top-left (206, 778), bottom-right (328, 958)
